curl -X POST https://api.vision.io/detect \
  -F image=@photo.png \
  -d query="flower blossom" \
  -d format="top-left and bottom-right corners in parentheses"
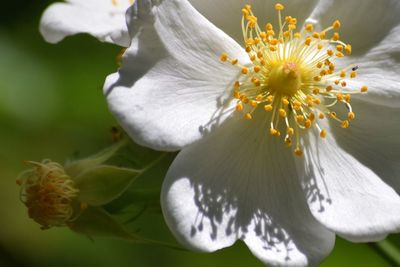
top-left (39, 0), bottom-right (135, 46)
top-left (104, 0), bottom-right (400, 266)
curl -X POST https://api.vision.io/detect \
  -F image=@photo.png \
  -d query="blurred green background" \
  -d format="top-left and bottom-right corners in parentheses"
top-left (0, 1), bottom-right (398, 266)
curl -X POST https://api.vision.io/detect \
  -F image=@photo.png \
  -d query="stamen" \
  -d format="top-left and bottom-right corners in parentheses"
top-left (220, 3), bottom-right (368, 156)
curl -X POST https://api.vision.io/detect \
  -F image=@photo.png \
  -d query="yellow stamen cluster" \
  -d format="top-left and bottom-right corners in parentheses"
top-left (221, 3), bottom-right (368, 156)
top-left (17, 160), bottom-right (80, 229)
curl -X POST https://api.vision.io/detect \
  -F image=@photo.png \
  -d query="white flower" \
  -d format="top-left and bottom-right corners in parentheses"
top-left (104, 0), bottom-right (400, 266)
top-left (39, 0), bottom-right (135, 46)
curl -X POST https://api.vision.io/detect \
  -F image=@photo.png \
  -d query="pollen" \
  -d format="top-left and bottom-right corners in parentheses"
top-left (219, 3), bottom-right (368, 156)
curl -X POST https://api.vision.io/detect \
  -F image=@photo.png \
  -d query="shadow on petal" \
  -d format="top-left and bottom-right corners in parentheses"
top-left (331, 99), bottom-right (400, 195)
top-left (162, 111), bottom-right (334, 266)
top-left (105, 0), bottom-right (167, 97)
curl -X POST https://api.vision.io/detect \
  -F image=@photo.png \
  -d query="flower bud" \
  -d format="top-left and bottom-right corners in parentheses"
top-left (17, 160), bottom-right (81, 229)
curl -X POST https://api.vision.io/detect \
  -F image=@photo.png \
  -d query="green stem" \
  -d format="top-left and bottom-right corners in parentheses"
top-left (369, 240), bottom-right (400, 266)
top-left (140, 153), bottom-right (169, 173)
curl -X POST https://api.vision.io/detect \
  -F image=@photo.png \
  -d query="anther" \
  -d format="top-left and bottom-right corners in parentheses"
top-left (348, 112), bottom-right (355, 121)
top-left (264, 104), bottom-right (273, 111)
top-left (361, 85), bottom-right (368, 92)
top-left (285, 137), bottom-right (292, 146)
top-left (345, 44), bottom-right (352, 54)
top-left (296, 115), bottom-right (305, 122)
top-left (333, 20), bottom-right (341, 29)
top-left (234, 81), bottom-right (240, 90)
top-left (220, 53), bottom-right (228, 62)
top-left (320, 129), bottom-right (327, 138)
top-left (279, 109), bottom-right (287, 117)
top-left (332, 32), bottom-right (340, 41)
top-left (294, 148), bottom-right (303, 157)
top-left (341, 120), bottom-right (350, 128)
top-left (270, 128), bottom-right (280, 136)
top-left (305, 23), bottom-right (313, 32)
top-left (336, 52), bottom-right (344, 58)
top-left (275, 3), bottom-right (284, 11)
top-left (305, 119), bottom-right (312, 128)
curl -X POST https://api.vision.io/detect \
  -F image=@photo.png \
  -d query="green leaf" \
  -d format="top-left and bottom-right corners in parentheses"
top-left (65, 140), bottom-right (127, 177)
top-left (105, 188), bottom-right (162, 214)
top-left (69, 207), bottom-right (187, 251)
top-left (75, 165), bottom-right (140, 206)
top-left (68, 207), bottom-right (135, 240)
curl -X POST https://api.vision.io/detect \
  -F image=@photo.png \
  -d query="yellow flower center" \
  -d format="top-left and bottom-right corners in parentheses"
top-left (268, 62), bottom-right (303, 95)
top-left (220, 3), bottom-right (368, 156)
top-left (17, 160), bottom-right (80, 229)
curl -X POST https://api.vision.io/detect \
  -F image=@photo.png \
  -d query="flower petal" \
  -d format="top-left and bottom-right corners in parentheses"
top-left (39, 1), bottom-right (130, 46)
top-left (299, 121), bottom-right (400, 242)
top-left (104, 0), bottom-right (249, 151)
top-left (189, 0), bottom-right (319, 45)
top-left (307, 0), bottom-right (400, 55)
top-left (330, 98), bottom-right (400, 197)
top-left (344, 24), bottom-right (400, 108)
top-left (161, 111), bottom-right (335, 267)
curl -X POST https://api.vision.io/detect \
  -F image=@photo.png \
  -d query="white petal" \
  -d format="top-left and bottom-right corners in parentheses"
top-left (307, 0), bottom-right (400, 55)
top-left (105, 0), bottom-right (249, 151)
top-left (330, 99), bottom-right (400, 196)
top-left (162, 111), bottom-right (335, 267)
top-left (366, 23), bottom-right (400, 58)
top-left (39, 1), bottom-right (130, 46)
top-left (346, 24), bottom-right (400, 108)
top-left (189, 0), bottom-right (319, 45)
top-left (299, 121), bottom-right (400, 242)
top-left (344, 66), bottom-right (400, 108)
